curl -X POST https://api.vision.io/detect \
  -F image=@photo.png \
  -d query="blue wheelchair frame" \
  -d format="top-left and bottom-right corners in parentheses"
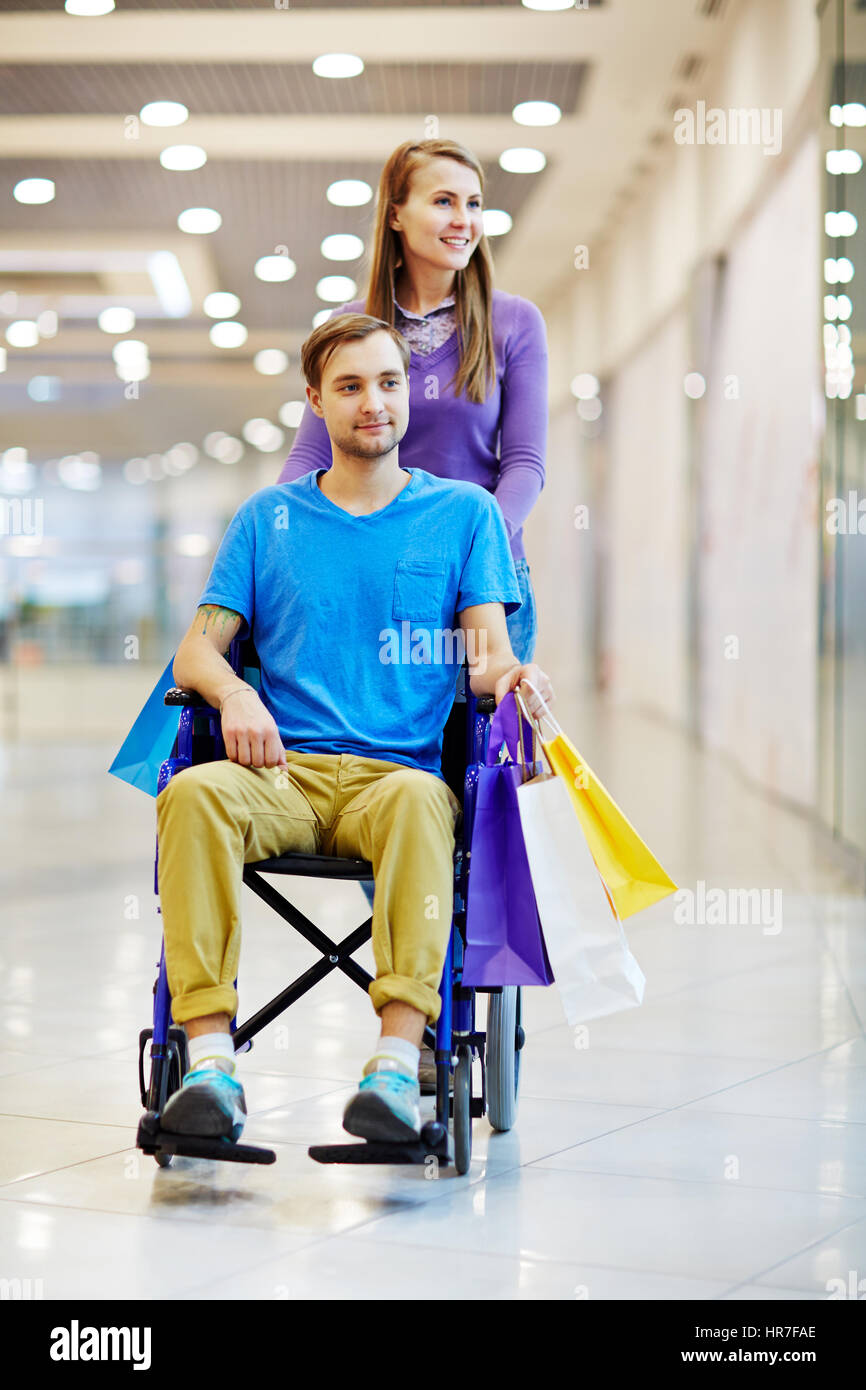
top-left (136, 634), bottom-right (523, 1174)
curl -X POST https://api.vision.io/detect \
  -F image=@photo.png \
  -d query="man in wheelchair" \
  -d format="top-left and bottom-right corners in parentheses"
top-left (156, 312), bottom-right (554, 1148)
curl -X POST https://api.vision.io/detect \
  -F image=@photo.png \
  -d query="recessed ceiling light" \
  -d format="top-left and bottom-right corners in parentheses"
top-left (178, 207), bottom-right (221, 234)
top-left (209, 435), bottom-right (244, 465)
top-left (124, 458), bottom-right (149, 485)
top-left (327, 180), bottom-right (372, 207)
top-left (140, 101), bottom-right (189, 127)
top-left (312, 309), bottom-right (331, 328)
top-left (838, 102), bottom-right (866, 126)
top-left (115, 359), bottom-right (150, 383)
top-left (483, 209), bottom-right (512, 237)
top-left (36, 310), bottom-right (58, 338)
top-left (13, 178), bottom-right (55, 205)
top-left (684, 373), bottom-right (706, 400)
top-left (254, 255), bottom-right (297, 282)
top-left (27, 376), bottom-right (62, 403)
top-left (98, 307), bottom-right (136, 334)
top-left (203, 292), bottom-right (241, 318)
top-left (570, 373), bottom-right (599, 400)
top-left (165, 443), bottom-right (199, 471)
top-left (826, 210), bottom-right (858, 237)
top-left (254, 349), bottom-right (289, 375)
top-left (112, 339), bottom-right (149, 364)
top-left (6, 321), bottom-right (39, 347)
top-left (316, 276), bottom-right (356, 302)
top-left (312, 54), bottom-right (364, 79)
top-left (321, 234), bottom-right (364, 261)
top-left (210, 321), bottom-right (248, 349)
top-left (512, 101), bottom-right (561, 127)
top-left (521, 0), bottom-right (572, 9)
top-left (827, 150), bottom-right (862, 175)
top-left (203, 431), bottom-right (228, 457)
top-left (58, 454), bottom-right (102, 491)
top-left (65, 0), bottom-right (115, 13)
top-left (242, 418), bottom-right (285, 451)
top-left (499, 148), bottom-right (547, 174)
top-left (160, 145), bottom-right (207, 172)
top-left (279, 401), bottom-right (306, 428)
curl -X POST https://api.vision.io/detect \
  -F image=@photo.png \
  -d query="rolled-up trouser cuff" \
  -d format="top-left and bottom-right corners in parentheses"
top-left (170, 984), bottom-right (239, 1027)
top-left (369, 973), bottom-right (442, 1026)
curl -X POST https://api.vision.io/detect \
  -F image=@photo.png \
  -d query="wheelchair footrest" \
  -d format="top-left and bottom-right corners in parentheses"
top-left (308, 1120), bottom-right (450, 1166)
top-left (136, 1112), bottom-right (276, 1165)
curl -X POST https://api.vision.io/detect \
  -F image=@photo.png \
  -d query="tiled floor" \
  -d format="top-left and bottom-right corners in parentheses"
top-left (0, 702), bottom-right (864, 1301)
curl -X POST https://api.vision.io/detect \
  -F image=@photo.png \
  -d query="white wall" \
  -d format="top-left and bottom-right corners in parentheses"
top-left (602, 307), bottom-right (691, 724)
top-left (528, 0), bottom-right (822, 809)
top-left (698, 131), bottom-right (821, 806)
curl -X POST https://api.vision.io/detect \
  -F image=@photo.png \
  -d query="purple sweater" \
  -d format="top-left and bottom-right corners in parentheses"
top-left (276, 288), bottom-right (548, 562)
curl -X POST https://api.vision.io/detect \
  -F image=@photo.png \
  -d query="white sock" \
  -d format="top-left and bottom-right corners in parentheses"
top-left (186, 1031), bottom-right (236, 1077)
top-left (363, 1034), bottom-right (420, 1079)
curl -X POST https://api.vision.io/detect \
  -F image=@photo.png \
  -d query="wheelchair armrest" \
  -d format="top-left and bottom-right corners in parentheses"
top-left (164, 686), bottom-right (216, 709)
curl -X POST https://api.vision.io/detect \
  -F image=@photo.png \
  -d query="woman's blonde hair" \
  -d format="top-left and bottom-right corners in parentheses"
top-left (363, 139), bottom-right (496, 405)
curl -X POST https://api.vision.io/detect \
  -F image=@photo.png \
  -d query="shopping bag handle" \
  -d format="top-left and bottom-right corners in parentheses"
top-left (514, 678), bottom-right (563, 740)
top-left (488, 689), bottom-right (537, 777)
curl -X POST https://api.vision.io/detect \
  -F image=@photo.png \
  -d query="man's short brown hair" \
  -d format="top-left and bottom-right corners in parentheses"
top-left (301, 313), bottom-right (411, 394)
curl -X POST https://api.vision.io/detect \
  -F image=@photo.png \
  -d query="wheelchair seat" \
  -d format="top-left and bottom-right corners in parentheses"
top-left (248, 852), bottom-right (373, 880)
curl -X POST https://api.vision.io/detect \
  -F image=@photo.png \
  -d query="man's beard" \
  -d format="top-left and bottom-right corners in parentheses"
top-left (339, 420), bottom-right (403, 460)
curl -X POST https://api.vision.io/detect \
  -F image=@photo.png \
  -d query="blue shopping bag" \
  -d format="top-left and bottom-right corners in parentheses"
top-left (461, 693), bottom-right (555, 987)
top-left (107, 654), bottom-right (181, 798)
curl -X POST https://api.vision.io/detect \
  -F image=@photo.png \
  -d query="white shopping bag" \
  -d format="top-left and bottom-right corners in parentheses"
top-left (515, 767), bottom-right (646, 1026)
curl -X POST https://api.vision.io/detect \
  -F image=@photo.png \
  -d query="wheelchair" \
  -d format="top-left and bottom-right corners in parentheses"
top-left (136, 633), bottom-right (526, 1176)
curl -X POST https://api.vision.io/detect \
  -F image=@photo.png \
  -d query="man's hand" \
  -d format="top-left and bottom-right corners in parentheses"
top-left (220, 688), bottom-right (288, 769)
top-left (493, 663), bottom-right (555, 720)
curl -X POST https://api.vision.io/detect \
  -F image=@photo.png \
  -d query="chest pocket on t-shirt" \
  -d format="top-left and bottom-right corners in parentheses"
top-left (392, 560), bottom-right (447, 622)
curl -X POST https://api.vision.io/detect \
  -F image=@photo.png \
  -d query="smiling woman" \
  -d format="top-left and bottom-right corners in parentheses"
top-left (278, 137), bottom-right (548, 673)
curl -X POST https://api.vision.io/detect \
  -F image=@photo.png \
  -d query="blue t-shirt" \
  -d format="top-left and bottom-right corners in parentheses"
top-left (198, 467), bottom-right (522, 779)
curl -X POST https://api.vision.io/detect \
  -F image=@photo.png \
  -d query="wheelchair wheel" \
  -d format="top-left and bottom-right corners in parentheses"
top-left (486, 986), bottom-right (523, 1132)
top-left (452, 1044), bottom-right (473, 1175)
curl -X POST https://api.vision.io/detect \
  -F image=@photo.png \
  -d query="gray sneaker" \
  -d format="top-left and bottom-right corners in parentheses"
top-left (160, 1066), bottom-right (247, 1142)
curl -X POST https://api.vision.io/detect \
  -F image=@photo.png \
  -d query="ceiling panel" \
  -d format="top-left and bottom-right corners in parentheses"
top-left (0, 60), bottom-right (587, 116)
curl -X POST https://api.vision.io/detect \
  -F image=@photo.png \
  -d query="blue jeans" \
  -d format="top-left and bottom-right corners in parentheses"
top-left (360, 559), bottom-right (537, 913)
top-left (506, 557), bottom-right (537, 665)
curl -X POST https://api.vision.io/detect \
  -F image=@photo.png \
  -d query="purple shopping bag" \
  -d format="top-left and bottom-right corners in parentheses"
top-left (461, 693), bottom-right (555, 987)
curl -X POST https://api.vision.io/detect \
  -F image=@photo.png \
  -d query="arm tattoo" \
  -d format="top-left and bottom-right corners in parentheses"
top-left (197, 604), bottom-right (241, 652)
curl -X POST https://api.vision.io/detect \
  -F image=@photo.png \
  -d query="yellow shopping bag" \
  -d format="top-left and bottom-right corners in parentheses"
top-left (516, 684), bottom-right (677, 920)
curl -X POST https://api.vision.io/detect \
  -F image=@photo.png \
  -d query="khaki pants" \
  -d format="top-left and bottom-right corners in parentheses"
top-left (155, 751), bottom-right (462, 1028)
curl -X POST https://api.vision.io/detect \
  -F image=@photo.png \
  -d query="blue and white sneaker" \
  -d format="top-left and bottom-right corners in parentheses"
top-left (342, 1058), bottom-right (421, 1143)
top-left (160, 1066), bottom-right (247, 1143)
